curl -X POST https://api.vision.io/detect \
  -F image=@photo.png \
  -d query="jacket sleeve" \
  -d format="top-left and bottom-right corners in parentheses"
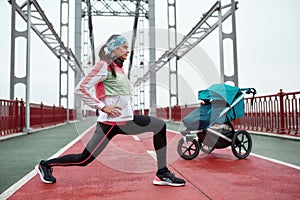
top-left (74, 61), bottom-right (108, 110)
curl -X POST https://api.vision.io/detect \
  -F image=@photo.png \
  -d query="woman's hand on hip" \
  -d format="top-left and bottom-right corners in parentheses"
top-left (101, 105), bottom-right (122, 117)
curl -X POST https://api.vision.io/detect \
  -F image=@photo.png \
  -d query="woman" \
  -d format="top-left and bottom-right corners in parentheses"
top-left (36, 34), bottom-right (186, 187)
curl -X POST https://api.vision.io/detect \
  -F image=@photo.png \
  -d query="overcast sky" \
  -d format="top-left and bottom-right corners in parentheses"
top-left (0, 0), bottom-right (299, 107)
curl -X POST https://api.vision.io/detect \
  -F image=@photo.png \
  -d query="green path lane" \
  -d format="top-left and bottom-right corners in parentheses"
top-left (0, 117), bottom-right (97, 194)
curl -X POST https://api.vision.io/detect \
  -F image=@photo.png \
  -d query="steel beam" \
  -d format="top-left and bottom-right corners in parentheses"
top-left (75, 0), bottom-right (83, 119)
top-left (127, 0), bottom-right (141, 80)
top-left (134, 1), bottom-right (239, 87)
top-left (8, 0), bottom-right (84, 75)
top-left (59, 0), bottom-right (70, 121)
top-left (167, 0), bottom-right (179, 119)
top-left (148, 0), bottom-right (156, 116)
top-left (83, 0), bottom-right (148, 17)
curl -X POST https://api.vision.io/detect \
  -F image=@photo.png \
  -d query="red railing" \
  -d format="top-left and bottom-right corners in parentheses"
top-left (3, 89), bottom-right (297, 136)
top-left (150, 89), bottom-right (300, 136)
top-left (30, 103), bottom-right (75, 128)
top-left (0, 99), bottom-right (96, 136)
top-left (137, 104), bottom-right (199, 122)
top-left (235, 90), bottom-right (300, 135)
top-left (0, 99), bottom-right (25, 135)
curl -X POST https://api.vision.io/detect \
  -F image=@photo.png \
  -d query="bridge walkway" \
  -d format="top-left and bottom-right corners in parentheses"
top-left (0, 118), bottom-right (299, 199)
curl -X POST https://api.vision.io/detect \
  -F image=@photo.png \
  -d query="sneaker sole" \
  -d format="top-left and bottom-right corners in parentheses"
top-left (153, 179), bottom-right (185, 187)
top-left (35, 164), bottom-right (55, 184)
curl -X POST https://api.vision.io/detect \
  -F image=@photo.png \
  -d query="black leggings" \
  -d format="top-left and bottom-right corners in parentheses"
top-left (46, 115), bottom-right (167, 170)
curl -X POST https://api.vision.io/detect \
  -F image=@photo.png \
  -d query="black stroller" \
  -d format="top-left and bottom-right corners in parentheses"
top-left (177, 84), bottom-right (256, 160)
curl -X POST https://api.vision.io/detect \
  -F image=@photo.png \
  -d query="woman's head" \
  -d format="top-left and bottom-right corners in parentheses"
top-left (98, 34), bottom-right (129, 77)
top-left (99, 34), bottom-right (129, 61)
top-left (106, 35), bottom-right (128, 53)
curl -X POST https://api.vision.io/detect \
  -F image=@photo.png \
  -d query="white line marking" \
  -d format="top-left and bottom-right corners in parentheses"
top-left (0, 170), bottom-right (37, 200)
top-left (132, 135), bottom-right (140, 141)
top-left (147, 150), bottom-right (157, 161)
top-left (0, 124), bottom-right (96, 200)
top-left (250, 153), bottom-right (300, 170)
top-left (166, 129), bottom-right (182, 135)
top-left (167, 129), bottom-right (300, 170)
top-left (0, 132), bottom-right (27, 141)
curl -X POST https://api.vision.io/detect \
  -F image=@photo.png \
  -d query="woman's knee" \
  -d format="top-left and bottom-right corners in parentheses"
top-left (149, 116), bottom-right (166, 132)
top-left (75, 149), bottom-right (94, 166)
top-left (150, 116), bottom-right (166, 126)
top-left (150, 116), bottom-right (166, 124)
top-left (77, 158), bottom-right (93, 166)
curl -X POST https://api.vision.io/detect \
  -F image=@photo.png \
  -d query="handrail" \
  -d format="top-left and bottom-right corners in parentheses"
top-left (0, 99), bottom-right (95, 136)
top-left (138, 89), bottom-right (300, 136)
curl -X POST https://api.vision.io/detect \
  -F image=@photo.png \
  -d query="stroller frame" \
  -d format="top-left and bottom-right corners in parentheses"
top-left (177, 85), bottom-right (256, 160)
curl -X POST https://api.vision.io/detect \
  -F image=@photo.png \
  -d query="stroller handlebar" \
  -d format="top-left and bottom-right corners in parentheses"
top-left (241, 87), bottom-right (256, 105)
top-left (241, 87), bottom-right (256, 95)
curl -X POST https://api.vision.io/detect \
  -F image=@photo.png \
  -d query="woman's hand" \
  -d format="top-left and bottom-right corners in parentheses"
top-left (101, 105), bottom-right (122, 117)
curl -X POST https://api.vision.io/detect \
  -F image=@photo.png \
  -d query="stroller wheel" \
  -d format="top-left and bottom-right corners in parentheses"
top-left (200, 144), bottom-right (215, 154)
top-left (177, 137), bottom-right (200, 160)
top-left (231, 130), bottom-right (252, 159)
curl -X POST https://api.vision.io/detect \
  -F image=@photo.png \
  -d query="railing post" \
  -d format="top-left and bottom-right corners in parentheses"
top-left (40, 102), bottom-right (44, 128)
top-left (20, 99), bottom-right (25, 131)
top-left (172, 106), bottom-right (181, 121)
top-left (14, 98), bottom-right (18, 133)
top-left (278, 89), bottom-right (285, 134)
top-left (166, 107), bottom-right (169, 120)
top-left (53, 105), bottom-right (56, 125)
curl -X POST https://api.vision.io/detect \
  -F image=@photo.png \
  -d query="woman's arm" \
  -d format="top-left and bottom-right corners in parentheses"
top-left (74, 61), bottom-right (107, 110)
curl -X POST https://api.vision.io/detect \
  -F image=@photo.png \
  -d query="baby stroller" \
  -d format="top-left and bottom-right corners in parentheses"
top-left (177, 84), bottom-right (256, 160)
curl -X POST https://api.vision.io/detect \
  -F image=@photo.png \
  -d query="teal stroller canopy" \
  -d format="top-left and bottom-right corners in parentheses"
top-left (183, 84), bottom-right (245, 130)
top-left (198, 83), bottom-right (243, 106)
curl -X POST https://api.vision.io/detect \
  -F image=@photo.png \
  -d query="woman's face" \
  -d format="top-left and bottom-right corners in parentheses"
top-left (112, 43), bottom-right (129, 60)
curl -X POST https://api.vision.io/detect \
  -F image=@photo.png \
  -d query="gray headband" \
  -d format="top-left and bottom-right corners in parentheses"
top-left (106, 35), bottom-right (128, 54)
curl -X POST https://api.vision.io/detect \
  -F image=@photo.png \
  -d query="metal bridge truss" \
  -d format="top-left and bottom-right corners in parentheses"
top-left (80, 0), bottom-right (149, 115)
top-left (8, 0), bottom-right (239, 132)
top-left (167, 0), bottom-right (179, 119)
top-left (131, 18), bottom-right (146, 113)
top-left (8, 0), bottom-right (84, 132)
top-left (86, 0), bottom-right (239, 118)
top-left (9, 0), bottom-right (83, 75)
top-left (134, 0), bottom-right (239, 87)
top-left (83, 0), bottom-right (148, 17)
top-left (81, 0), bottom-right (148, 68)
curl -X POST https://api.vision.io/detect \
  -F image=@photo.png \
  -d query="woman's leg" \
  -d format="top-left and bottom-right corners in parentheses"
top-left (37, 116), bottom-right (185, 186)
top-left (118, 115), bottom-right (167, 170)
top-left (36, 123), bottom-right (119, 183)
top-left (119, 115), bottom-right (185, 186)
top-left (45, 123), bottom-right (117, 167)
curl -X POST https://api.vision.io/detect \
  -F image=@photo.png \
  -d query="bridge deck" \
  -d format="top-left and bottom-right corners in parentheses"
top-left (1, 119), bottom-right (300, 199)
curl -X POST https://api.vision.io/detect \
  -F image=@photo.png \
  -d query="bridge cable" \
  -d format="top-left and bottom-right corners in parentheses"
top-left (86, 0), bottom-right (95, 65)
top-left (127, 0), bottom-right (141, 80)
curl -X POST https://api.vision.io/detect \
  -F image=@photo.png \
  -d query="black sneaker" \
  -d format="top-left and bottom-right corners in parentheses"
top-left (153, 170), bottom-right (186, 186)
top-left (35, 161), bottom-right (56, 184)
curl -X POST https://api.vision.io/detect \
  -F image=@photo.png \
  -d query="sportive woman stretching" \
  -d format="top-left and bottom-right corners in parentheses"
top-left (36, 34), bottom-right (186, 187)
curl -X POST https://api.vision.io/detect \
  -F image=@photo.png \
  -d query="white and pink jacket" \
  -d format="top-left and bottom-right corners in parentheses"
top-left (75, 60), bottom-right (134, 123)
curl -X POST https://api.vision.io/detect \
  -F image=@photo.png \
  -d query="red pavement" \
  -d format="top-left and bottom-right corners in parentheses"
top-left (7, 127), bottom-right (300, 200)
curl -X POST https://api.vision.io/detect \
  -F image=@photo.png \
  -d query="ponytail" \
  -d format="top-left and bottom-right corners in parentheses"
top-left (98, 34), bottom-right (122, 78)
